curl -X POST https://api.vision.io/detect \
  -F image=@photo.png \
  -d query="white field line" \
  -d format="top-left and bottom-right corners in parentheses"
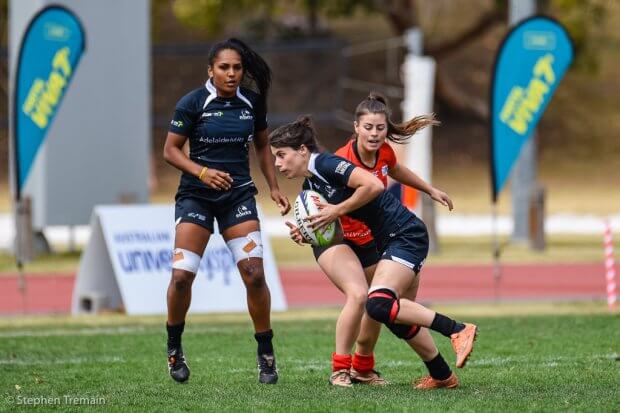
top-left (228, 352), bottom-right (620, 373)
top-left (0, 355), bottom-right (124, 366)
top-left (1, 352), bottom-right (616, 369)
top-left (466, 353), bottom-right (619, 367)
top-left (0, 326), bottom-right (149, 338)
top-left (0, 325), bottom-right (235, 338)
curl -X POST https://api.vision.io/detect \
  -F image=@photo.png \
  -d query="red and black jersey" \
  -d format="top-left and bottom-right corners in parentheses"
top-left (334, 139), bottom-right (397, 246)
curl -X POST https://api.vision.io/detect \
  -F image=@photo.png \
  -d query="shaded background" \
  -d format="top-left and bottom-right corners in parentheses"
top-left (0, 0), bottom-right (618, 215)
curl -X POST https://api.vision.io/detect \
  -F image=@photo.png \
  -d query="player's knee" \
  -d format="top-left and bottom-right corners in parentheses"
top-left (356, 332), bottom-right (375, 349)
top-left (346, 289), bottom-right (367, 308)
top-left (246, 272), bottom-right (266, 289)
top-left (239, 260), bottom-right (266, 289)
top-left (365, 287), bottom-right (399, 324)
top-left (386, 323), bottom-right (420, 340)
top-left (171, 269), bottom-right (194, 292)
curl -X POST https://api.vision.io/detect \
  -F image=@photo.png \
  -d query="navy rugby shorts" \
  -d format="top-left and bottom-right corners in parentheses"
top-left (175, 188), bottom-right (259, 233)
top-left (312, 239), bottom-right (380, 269)
top-left (379, 215), bottom-right (429, 274)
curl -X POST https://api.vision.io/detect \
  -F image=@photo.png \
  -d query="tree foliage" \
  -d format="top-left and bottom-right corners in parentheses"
top-left (165, 0), bottom-right (611, 72)
top-left (158, 0), bottom-right (612, 120)
top-left (542, 0), bottom-right (609, 73)
top-left (170, 0), bottom-right (272, 34)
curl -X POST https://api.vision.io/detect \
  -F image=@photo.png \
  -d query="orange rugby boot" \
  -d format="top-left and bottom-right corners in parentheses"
top-left (450, 323), bottom-right (478, 368)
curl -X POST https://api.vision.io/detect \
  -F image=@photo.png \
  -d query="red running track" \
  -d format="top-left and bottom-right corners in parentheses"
top-left (283, 263), bottom-right (607, 307)
top-left (0, 263), bottom-right (608, 314)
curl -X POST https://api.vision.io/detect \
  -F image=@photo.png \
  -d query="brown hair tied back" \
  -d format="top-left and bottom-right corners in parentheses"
top-left (269, 114), bottom-right (321, 152)
top-left (367, 91), bottom-right (387, 106)
top-left (355, 91), bottom-right (440, 144)
top-left (296, 115), bottom-right (313, 129)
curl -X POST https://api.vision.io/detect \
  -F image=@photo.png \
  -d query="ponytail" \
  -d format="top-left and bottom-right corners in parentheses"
top-left (208, 38), bottom-right (272, 97)
top-left (355, 92), bottom-right (439, 144)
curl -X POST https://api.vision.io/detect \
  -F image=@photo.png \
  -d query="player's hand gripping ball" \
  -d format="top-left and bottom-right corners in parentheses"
top-left (293, 190), bottom-right (340, 247)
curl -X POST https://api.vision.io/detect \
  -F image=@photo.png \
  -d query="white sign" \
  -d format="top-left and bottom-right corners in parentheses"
top-left (72, 205), bottom-right (287, 315)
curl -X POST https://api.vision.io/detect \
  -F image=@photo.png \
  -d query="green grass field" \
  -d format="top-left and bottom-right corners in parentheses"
top-left (1, 305), bottom-right (618, 412)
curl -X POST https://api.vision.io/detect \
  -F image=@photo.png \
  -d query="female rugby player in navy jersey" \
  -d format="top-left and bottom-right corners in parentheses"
top-left (309, 93), bottom-right (461, 389)
top-left (163, 38), bottom-right (290, 384)
top-left (270, 116), bottom-right (478, 387)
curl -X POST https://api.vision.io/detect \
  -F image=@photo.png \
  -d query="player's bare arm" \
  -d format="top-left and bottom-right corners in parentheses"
top-left (389, 162), bottom-right (453, 211)
top-left (308, 168), bottom-right (383, 231)
top-left (254, 128), bottom-right (291, 215)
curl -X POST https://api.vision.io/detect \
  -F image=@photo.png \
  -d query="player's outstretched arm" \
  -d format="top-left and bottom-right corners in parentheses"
top-left (388, 162), bottom-right (453, 211)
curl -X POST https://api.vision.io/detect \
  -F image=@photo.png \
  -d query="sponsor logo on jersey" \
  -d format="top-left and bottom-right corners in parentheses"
top-left (344, 228), bottom-right (371, 239)
top-left (235, 205), bottom-right (252, 219)
top-left (335, 161), bottom-right (351, 175)
top-left (381, 165), bottom-right (389, 176)
top-left (239, 109), bottom-right (253, 120)
top-left (170, 119), bottom-right (184, 128)
top-left (199, 136), bottom-right (247, 144)
top-left (201, 111), bottom-right (224, 118)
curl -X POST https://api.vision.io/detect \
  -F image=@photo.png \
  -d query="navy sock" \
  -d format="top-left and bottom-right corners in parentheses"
top-left (254, 329), bottom-right (274, 355)
top-left (166, 322), bottom-right (185, 350)
top-left (424, 353), bottom-right (452, 380)
top-left (430, 313), bottom-right (465, 337)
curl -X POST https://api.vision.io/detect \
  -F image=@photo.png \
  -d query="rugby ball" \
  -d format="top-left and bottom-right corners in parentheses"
top-left (293, 190), bottom-right (339, 247)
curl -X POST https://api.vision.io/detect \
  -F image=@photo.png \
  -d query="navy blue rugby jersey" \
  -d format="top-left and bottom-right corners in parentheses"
top-left (168, 79), bottom-right (267, 197)
top-left (302, 152), bottom-right (415, 248)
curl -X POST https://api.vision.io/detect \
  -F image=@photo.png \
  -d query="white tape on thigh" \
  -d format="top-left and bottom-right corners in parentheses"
top-left (172, 248), bottom-right (202, 274)
top-left (226, 231), bottom-right (263, 263)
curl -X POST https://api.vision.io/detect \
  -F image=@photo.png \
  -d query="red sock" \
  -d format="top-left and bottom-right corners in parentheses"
top-left (352, 352), bottom-right (374, 374)
top-left (332, 352), bottom-right (352, 372)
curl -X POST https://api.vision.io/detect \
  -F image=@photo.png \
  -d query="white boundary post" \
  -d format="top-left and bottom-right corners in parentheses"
top-left (604, 219), bottom-right (617, 311)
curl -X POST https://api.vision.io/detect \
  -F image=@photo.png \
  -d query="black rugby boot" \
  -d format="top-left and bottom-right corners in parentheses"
top-left (257, 353), bottom-right (278, 384)
top-left (168, 346), bottom-right (190, 383)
